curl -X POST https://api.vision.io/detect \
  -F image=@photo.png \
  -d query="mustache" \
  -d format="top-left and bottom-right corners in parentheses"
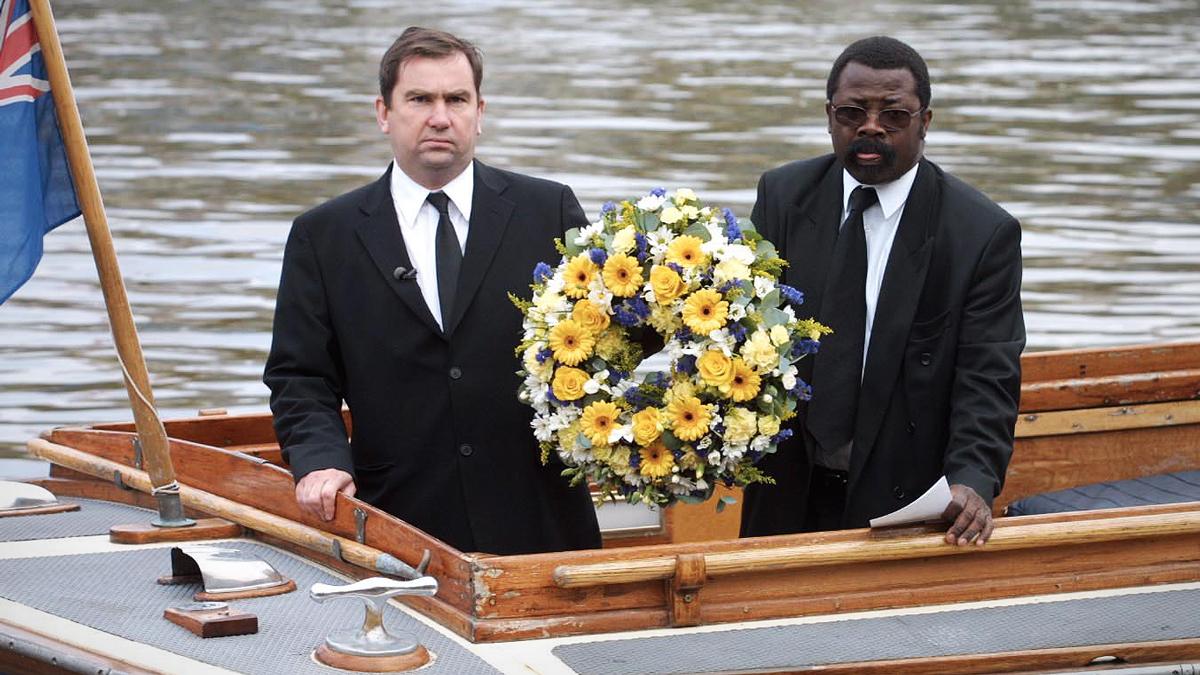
top-left (846, 138), bottom-right (896, 165)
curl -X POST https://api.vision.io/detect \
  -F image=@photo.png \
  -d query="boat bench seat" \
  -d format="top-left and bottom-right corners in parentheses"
top-left (1006, 470), bottom-right (1200, 516)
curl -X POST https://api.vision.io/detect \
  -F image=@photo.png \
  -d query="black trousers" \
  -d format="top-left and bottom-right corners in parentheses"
top-left (803, 465), bottom-right (848, 532)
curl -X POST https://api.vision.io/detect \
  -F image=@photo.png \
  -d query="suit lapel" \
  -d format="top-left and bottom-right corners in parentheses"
top-left (849, 160), bottom-right (939, 483)
top-left (353, 165), bottom-right (446, 339)
top-left (443, 161), bottom-right (515, 336)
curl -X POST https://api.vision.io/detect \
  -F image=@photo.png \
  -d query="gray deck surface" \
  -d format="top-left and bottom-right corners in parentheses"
top-left (552, 588), bottom-right (1200, 674)
top-left (0, 523), bottom-right (499, 674)
top-left (0, 497), bottom-right (155, 541)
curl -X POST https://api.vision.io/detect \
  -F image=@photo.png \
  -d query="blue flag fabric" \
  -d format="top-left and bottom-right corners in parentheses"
top-left (1, 0), bottom-right (81, 304)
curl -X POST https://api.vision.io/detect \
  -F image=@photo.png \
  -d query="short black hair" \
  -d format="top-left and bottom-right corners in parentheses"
top-left (379, 27), bottom-right (483, 105)
top-left (826, 36), bottom-right (931, 108)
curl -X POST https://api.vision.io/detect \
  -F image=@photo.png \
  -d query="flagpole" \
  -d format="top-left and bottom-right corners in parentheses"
top-left (28, 0), bottom-right (193, 528)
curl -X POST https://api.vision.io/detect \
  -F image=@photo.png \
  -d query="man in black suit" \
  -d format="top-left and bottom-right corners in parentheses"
top-left (740, 36), bottom-right (1025, 546)
top-left (264, 27), bottom-right (600, 555)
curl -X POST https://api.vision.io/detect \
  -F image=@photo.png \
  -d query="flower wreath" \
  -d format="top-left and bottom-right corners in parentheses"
top-left (513, 188), bottom-right (827, 507)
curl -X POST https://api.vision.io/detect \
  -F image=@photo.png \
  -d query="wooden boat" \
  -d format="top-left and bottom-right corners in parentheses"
top-left (6, 340), bottom-right (1199, 673)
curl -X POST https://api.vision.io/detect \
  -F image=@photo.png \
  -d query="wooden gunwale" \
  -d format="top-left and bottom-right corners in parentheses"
top-left (548, 508), bottom-right (1200, 588)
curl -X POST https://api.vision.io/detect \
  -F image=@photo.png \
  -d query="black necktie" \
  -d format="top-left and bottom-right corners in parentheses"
top-left (807, 186), bottom-right (878, 464)
top-left (426, 191), bottom-right (461, 328)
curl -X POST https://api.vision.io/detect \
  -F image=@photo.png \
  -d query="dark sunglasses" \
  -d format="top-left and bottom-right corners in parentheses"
top-left (829, 104), bottom-right (926, 131)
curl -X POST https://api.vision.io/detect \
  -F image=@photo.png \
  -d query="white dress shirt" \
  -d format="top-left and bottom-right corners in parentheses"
top-left (841, 162), bottom-right (920, 371)
top-left (389, 161), bottom-right (473, 330)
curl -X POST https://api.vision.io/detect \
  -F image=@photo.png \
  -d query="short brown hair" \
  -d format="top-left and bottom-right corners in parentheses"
top-left (378, 27), bottom-right (483, 105)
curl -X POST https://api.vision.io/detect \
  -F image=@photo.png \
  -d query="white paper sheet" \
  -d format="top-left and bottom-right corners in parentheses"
top-left (869, 475), bottom-right (951, 528)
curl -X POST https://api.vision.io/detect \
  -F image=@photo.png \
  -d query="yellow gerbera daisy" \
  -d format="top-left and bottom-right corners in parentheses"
top-left (562, 254), bottom-right (598, 299)
top-left (639, 442), bottom-right (675, 479)
top-left (548, 319), bottom-right (595, 366)
top-left (602, 254), bottom-right (644, 297)
top-left (580, 401), bottom-right (621, 447)
top-left (665, 235), bottom-right (706, 268)
top-left (723, 358), bottom-right (761, 402)
top-left (682, 289), bottom-right (728, 335)
top-left (667, 395), bottom-right (711, 442)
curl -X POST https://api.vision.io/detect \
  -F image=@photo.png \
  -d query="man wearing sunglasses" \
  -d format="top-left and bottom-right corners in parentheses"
top-left (740, 36), bottom-right (1025, 547)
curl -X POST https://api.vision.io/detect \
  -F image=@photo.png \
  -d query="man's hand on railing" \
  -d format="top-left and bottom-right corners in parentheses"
top-left (943, 484), bottom-right (993, 546)
top-left (295, 468), bottom-right (355, 521)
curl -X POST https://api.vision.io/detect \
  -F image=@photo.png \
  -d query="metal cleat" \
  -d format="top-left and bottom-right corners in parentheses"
top-left (310, 576), bottom-right (439, 672)
top-left (157, 545), bottom-right (296, 601)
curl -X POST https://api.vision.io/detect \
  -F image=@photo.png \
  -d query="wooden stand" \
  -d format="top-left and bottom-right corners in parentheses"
top-left (110, 517), bottom-right (242, 544)
top-left (163, 603), bottom-right (258, 638)
top-left (314, 644), bottom-right (430, 672)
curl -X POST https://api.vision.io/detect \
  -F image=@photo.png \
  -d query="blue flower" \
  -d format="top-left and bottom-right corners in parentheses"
top-left (626, 296), bottom-right (650, 320)
top-left (536, 348), bottom-right (552, 364)
top-left (613, 305), bottom-right (641, 327)
top-left (634, 232), bottom-right (650, 260)
top-left (607, 369), bottom-right (626, 384)
top-left (723, 208), bottom-right (740, 241)
top-left (667, 262), bottom-right (684, 275)
top-left (779, 284), bottom-right (805, 306)
top-left (791, 339), bottom-right (819, 357)
top-left (729, 322), bottom-right (747, 342)
top-left (533, 262), bottom-right (552, 283)
top-left (676, 354), bottom-right (697, 374)
top-left (650, 187), bottom-right (667, 197)
top-left (675, 326), bottom-right (694, 342)
top-left (792, 379), bottom-right (813, 401)
top-left (772, 428), bottom-right (794, 444)
top-left (601, 201), bottom-right (617, 216)
top-left (589, 248), bottom-right (608, 265)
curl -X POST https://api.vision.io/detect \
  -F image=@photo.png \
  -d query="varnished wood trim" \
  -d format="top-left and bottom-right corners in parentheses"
top-left (1015, 400), bottom-right (1200, 437)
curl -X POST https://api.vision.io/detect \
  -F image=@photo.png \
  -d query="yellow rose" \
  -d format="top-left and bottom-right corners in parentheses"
top-left (631, 408), bottom-right (662, 446)
top-left (551, 366), bottom-right (589, 401)
top-left (608, 446), bottom-right (632, 476)
top-left (673, 188), bottom-right (697, 204)
top-left (697, 350), bottom-right (735, 387)
top-left (650, 265), bottom-right (685, 303)
top-left (724, 407), bottom-right (757, 445)
top-left (714, 258), bottom-right (750, 283)
top-left (572, 299), bottom-right (610, 334)
top-left (741, 330), bottom-right (779, 371)
top-left (758, 415), bottom-right (781, 437)
top-left (611, 226), bottom-right (637, 254)
top-left (660, 206), bottom-right (683, 224)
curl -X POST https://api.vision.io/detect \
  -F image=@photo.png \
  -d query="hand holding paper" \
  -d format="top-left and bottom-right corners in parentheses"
top-left (868, 476), bottom-right (951, 528)
top-left (868, 477), bottom-right (995, 545)
top-left (941, 483), bottom-right (995, 546)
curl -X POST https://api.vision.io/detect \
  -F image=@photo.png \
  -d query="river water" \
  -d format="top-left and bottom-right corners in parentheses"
top-left (2, 0), bottom-right (1198, 465)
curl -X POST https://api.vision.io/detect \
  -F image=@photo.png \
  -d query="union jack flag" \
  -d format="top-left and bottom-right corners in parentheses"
top-left (1, 0), bottom-right (80, 303)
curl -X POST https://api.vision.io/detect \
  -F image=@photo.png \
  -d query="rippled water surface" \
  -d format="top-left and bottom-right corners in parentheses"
top-left (2, 0), bottom-right (1198, 461)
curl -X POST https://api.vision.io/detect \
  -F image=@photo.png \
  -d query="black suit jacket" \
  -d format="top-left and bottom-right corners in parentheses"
top-left (264, 161), bottom-right (601, 555)
top-left (741, 155), bottom-right (1025, 535)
